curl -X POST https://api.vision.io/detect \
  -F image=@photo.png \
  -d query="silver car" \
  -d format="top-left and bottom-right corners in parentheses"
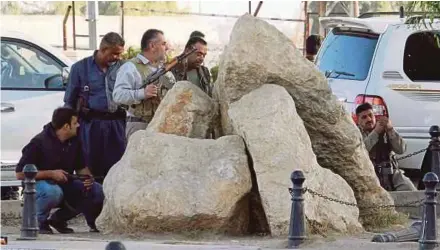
top-left (1, 30), bottom-right (72, 189)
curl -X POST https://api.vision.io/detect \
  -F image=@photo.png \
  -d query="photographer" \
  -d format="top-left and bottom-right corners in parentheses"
top-left (356, 103), bottom-right (416, 191)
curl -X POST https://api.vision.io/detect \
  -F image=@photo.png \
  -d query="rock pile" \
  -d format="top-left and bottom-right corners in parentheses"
top-left (97, 14), bottom-right (394, 236)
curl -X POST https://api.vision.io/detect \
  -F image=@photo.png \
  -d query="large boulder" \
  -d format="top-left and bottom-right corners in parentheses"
top-left (228, 84), bottom-right (362, 236)
top-left (214, 14), bottom-right (393, 217)
top-left (97, 133), bottom-right (252, 234)
top-left (147, 81), bottom-right (217, 138)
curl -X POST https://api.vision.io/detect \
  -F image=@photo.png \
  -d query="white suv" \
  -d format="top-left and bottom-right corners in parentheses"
top-left (316, 16), bottom-right (440, 174)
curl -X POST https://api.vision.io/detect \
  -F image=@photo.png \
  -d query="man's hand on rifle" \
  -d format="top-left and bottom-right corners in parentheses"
top-left (83, 176), bottom-right (94, 191)
top-left (51, 170), bottom-right (68, 183)
top-left (144, 84), bottom-right (158, 99)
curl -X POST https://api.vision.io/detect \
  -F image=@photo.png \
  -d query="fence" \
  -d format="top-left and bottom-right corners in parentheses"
top-left (61, 2), bottom-right (308, 55)
top-left (288, 125), bottom-right (440, 249)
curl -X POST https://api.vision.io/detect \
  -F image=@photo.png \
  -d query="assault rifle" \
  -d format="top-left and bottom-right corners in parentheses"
top-left (138, 47), bottom-right (198, 90)
top-left (66, 174), bottom-right (102, 197)
top-left (66, 174), bottom-right (96, 181)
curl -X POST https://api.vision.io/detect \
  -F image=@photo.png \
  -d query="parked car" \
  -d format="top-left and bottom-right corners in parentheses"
top-left (1, 30), bottom-right (72, 188)
top-left (317, 15), bottom-right (440, 177)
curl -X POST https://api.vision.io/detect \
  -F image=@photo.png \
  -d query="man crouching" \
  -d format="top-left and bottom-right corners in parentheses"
top-left (15, 107), bottom-right (104, 234)
top-left (356, 103), bottom-right (416, 191)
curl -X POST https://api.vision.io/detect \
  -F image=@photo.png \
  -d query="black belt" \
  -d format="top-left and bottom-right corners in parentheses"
top-left (126, 116), bottom-right (147, 123)
top-left (80, 108), bottom-right (126, 121)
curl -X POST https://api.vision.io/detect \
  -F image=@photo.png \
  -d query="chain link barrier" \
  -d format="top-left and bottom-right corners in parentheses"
top-left (394, 148), bottom-right (427, 162)
top-left (287, 147), bottom-right (428, 211)
top-left (288, 187), bottom-right (425, 210)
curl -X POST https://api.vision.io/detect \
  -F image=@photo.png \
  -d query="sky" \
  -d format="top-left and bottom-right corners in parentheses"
top-left (177, 0), bottom-right (303, 19)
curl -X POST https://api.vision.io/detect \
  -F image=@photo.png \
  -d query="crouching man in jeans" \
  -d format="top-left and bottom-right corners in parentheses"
top-left (15, 107), bottom-right (104, 234)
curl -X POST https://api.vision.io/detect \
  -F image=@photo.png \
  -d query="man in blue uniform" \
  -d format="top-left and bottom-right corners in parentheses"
top-left (64, 32), bottom-right (126, 184)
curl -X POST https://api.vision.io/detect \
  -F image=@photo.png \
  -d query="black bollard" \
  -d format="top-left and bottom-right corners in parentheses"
top-left (429, 125), bottom-right (440, 182)
top-left (105, 241), bottom-right (127, 250)
top-left (419, 172), bottom-right (439, 250)
top-left (17, 164), bottom-right (38, 240)
top-left (287, 170), bottom-right (306, 249)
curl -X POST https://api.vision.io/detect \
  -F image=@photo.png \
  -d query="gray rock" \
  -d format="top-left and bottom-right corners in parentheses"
top-left (214, 14), bottom-right (394, 218)
top-left (97, 133), bottom-right (252, 235)
top-left (147, 81), bottom-right (218, 139)
top-left (228, 84), bottom-right (362, 236)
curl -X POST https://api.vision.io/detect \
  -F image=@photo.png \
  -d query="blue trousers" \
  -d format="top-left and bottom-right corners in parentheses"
top-left (80, 119), bottom-right (126, 183)
top-left (36, 180), bottom-right (104, 226)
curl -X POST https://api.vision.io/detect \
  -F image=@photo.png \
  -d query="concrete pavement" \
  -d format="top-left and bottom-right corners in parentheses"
top-left (0, 237), bottom-right (424, 250)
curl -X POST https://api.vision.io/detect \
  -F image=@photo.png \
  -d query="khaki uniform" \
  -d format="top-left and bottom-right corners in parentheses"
top-left (171, 65), bottom-right (212, 97)
top-left (361, 128), bottom-right (416, 191)
top-left (125, 57), bottom-right (175, 139)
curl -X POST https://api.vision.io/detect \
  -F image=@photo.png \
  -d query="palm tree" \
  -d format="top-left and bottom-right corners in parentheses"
top-left (406, 1), bottom-right (440, 18)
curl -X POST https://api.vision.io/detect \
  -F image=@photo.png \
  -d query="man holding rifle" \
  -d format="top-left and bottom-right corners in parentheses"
top-left (15, 107), bottom-right (104, 234)
top-left (113, 29), bottom-right (176, 139)
top-left (171, 32), bottom-right (212, 97)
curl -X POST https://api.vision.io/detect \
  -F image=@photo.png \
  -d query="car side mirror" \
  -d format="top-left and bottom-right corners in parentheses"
top-left (62, 67), bottom-right (70, 87)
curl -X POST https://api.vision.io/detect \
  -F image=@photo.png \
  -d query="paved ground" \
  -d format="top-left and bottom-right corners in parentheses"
top-left (0, 234), bottom-right (424, 250)
top-left (0, 216), bottom-right (431, 250)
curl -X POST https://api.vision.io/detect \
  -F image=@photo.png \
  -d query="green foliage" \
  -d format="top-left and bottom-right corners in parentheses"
top-left (1, 1), bottom-right (184, 15)
top-left (407, 1), bottom-right (440, 19)
top-left (1, 2), bottom-right (22, 15)
top-left (407, 1), bottom-right (440, 13)
top-left (360, 209), bottom-right (408, 232)
top-left (210, 65), bottom-right (219, 83)
top-left (52, 1), bottom-right (86, 15)
top-left (121, 46), bottom-right (175, 62)
top-left (358, 1), bottom-right (406, 14)
top-left (121, 46), bottom-right (141, 60)
top-left (123, 1), bottom-right (181, 16)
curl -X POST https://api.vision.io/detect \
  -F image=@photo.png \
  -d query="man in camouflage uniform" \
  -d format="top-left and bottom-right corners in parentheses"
top-left (171, 33), bottom-right (212, 97)
top-left (356, 103), bottom-right (416, 191)
top-left (113, 29), bottom-right (176, 140)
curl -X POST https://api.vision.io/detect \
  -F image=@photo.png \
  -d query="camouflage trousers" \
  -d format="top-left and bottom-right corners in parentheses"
top-left (125, 121), bottom-right (148, 141)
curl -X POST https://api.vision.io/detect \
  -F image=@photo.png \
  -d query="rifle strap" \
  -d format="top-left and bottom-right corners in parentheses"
top-left (80, 58), bottom-right (90, 109)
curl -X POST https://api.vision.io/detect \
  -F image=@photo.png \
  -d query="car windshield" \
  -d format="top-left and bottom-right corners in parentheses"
top-left (315, 28), bottom-right (379, 81)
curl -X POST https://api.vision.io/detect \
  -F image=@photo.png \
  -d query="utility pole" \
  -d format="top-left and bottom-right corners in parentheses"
top-left (87, 1), bottom-right (99, 50)
top-left (353, 1), bottom-right (359, 17)
top-left (120, 1), bottom-right (124, 39)
top-left (318, 1), bottom-right (327, 36)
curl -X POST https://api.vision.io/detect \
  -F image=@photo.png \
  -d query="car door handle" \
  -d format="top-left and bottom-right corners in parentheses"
top-left (1, 102), bottom-right (15, 113)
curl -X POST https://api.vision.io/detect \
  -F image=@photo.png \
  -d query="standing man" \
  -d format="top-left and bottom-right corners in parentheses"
top-left (189, 30), bottom-right (205, 39)
top-left (113, 29), bottom-right (176, 139)
top-left (356, 103), bottom-right (416, 191)
top-left (64, 32), bottom-right (126, 184)
top-left (16, 107), bottom-right (104, 234)
top-left (171, 34), bottom-right (212, 97)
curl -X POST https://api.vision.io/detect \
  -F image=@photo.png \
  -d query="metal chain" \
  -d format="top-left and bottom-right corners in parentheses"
top-left (285, 148), bottom-right (428, 210)
top-left (288, 188), bottom-right (424, 209)
top-left (395, 148), bottom-right (427, 161)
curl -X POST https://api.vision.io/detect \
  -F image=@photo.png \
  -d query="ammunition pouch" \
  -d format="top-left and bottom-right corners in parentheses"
top-left (129, 99), bottom-right (156, 124)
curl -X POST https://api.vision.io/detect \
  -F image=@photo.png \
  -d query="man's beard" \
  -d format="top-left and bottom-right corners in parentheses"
top-left (363, 122), bottom-right (374, 132)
